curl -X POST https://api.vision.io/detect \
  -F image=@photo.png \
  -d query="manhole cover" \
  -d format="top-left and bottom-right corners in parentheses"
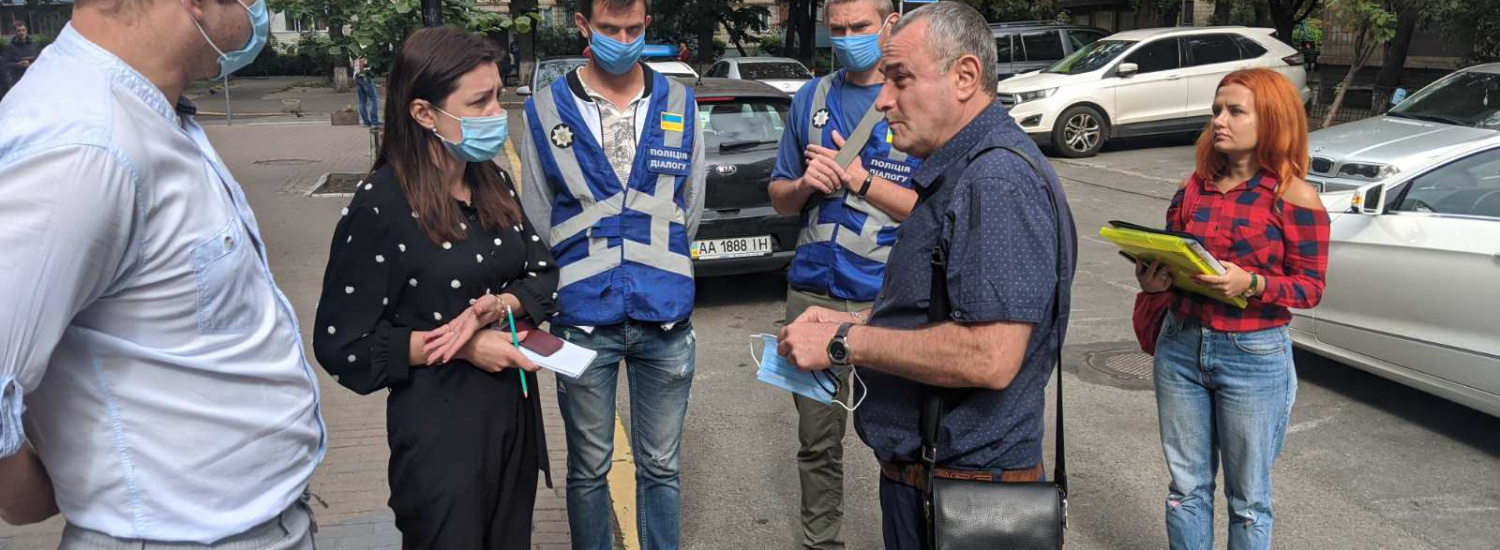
top-left (309, 172), bottom-right (366, 195)
top-left (1087, 349), bottom-right (1154, 381)
top-left (254, 158), bottom-right (320, 166)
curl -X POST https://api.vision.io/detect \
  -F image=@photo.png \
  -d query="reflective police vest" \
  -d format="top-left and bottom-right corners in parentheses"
top-left (524, 72), bottom-right (697, 326)
top-left (787, 71), bottom-right (921, 302)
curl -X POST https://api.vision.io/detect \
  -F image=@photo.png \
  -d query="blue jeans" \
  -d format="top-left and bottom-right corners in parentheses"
top-left (355, 78), bottom-right (379, 126)
top-left (553, 320), bottom-right (696, 550)
top-left (1153, 313), bottom-right (1297, 550)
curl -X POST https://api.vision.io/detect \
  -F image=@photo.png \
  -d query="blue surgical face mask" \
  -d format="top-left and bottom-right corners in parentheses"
top-left (187, 0), bottom-right (270, 80)
top-left (589, 27), bottom-right (646, 76)
top-left (750, 334), bottom-right (866, 411)
top-left (831, 19), bottom-right (889, 72)
top-left (433, 106), bottom-right (509, 163)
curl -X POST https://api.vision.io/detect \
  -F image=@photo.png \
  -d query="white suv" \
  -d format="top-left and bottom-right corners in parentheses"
top-left (997, 26), bottom-right (1311, 158)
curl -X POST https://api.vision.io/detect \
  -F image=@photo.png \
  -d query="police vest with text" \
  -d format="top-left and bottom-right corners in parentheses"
top-left (524, 72), bottom-right (697, 326)
top-left (788, 71), bottom-right (921, 302)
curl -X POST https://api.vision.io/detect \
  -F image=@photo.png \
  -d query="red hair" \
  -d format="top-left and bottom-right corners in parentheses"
top-left (1193, 68), bottom-right (1309, 198)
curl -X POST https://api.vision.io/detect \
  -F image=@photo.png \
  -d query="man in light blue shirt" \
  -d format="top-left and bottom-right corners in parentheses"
top-left (0, 1), bottom-right (325, 547)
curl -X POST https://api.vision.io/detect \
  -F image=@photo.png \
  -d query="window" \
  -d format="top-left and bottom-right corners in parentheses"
top-left (696, 98), bottom-right (791, 151)
top-left (1048, 39), bottom-right (1134, 75)
top-left (284, 13), bottom-right (327, 33)
top-left (739, 62), bottom-right (812, 80)
top-left (995, 35), bottom-right (1014, 64)
top-left (707, 63), bottom-right (728, 78)
top-left (1233, 36), bottom-right (1267, 59)
top-left (1185, 34), bottom-right (1241, 67)
top-left (1068, 30), bottom-right (1105, 51)
top-left (1388, 71), bottom-right (1500, 130)
top-left (1123, 38), bottom-right (1180, 74)
top-left (1395, 149), bottom-right (1500, 218)
top-left (1020, 31), bottom-right (1067, 62)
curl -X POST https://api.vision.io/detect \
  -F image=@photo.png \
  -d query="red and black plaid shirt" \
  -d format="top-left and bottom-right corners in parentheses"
top-left (1165, 172), bottom-right (1331, 332)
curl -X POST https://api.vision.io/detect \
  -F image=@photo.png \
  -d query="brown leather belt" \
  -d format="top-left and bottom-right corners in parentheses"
top-left (879, 460), bottom-right (1044, 492)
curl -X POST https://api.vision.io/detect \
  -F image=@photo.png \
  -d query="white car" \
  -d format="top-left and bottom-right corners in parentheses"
top-left (703, 57), bottom-right (813, 95)
top-left (646, 60), bottom-right (699, 79)
top-left (997, 26), bottom-right (1310, 158)
top-left (1294, 135), bottom-right (1500, 418)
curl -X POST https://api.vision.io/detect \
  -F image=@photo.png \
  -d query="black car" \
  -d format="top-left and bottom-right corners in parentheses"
top-left (676, 77), bottom-right (799, 277)
top-left (991, 20), bottom-right (1109, 81)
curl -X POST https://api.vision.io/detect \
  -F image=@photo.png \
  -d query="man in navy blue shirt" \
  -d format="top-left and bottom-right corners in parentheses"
top-left (777, 3), bottom-right (1076, 548)
top-left (768, 1), bottom-right (920, 547)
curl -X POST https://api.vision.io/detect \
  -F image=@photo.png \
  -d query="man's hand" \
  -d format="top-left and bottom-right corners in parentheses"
top-left (828, 131), bottom-right (870, 187)
top-left (791, 306), bottom-right (859, 327)
top-left (777, 321), bottom-right (840, 372)
top-left (801, 132), bottom-right (851, 194)
top-left (0, 444), bottom-right (59, 525)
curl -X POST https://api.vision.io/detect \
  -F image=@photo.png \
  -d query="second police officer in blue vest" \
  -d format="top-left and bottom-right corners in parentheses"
top-left (767, 0), bottom-right (920, 548)
top-left (517, 0), bottom-right (706, 548)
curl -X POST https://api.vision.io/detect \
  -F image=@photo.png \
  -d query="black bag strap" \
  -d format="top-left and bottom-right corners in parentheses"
top-left (919, 145), bottom-right (1067, 493)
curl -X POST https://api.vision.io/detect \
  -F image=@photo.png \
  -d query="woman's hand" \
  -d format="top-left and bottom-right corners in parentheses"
top-left (1136, 259), bottom-right (1173, 293)
top-left (1195, 261), bottom-right (1254, 298)
top-left (457, 330), bottom-right (540, 373)
top-left (422, 294), bottom-right (501, 365)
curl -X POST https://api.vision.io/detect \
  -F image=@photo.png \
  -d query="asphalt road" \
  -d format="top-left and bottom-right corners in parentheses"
top-left (655, 136), bottom-right (1500, 549)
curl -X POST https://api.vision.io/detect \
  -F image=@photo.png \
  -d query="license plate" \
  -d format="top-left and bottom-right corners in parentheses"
top-left (691, 235), bottom-right (773, 260)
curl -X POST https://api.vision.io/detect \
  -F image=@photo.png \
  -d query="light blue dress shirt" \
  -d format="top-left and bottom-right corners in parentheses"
top-left (0, 25), bottom-right (326, 543)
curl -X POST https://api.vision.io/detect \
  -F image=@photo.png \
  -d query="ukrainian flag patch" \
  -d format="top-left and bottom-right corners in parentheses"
top-left (886, 129), bottom-right (894, 144)
top-left (660, 112), bottom-right (685, 132)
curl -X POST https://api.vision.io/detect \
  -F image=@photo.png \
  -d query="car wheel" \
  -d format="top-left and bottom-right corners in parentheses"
top-left (1051, 105), bottom-right (1108, 158)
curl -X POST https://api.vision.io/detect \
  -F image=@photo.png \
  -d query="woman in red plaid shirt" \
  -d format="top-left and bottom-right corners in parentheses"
top-left (1135, 68), bottom-right (1330, 550)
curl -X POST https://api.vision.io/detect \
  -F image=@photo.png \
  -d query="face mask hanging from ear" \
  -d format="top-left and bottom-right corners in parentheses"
top-left (186, 0), bottom-right (270, 80)
top-left (749, 334), bottom-right (867, 411)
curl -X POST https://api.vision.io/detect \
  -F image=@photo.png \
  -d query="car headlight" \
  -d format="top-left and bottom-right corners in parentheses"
top-left (1336, 162), bottom-right (1397, 180)
top-left (1015, 88), bottom-right (1057, 104)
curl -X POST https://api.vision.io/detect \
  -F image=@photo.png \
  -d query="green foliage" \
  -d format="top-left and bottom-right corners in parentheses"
top-left (533, 23), bottom-right (586, 58)
top-left (1324, 0), bottom-right (1398, 46)
top-left (269, 0), bottom-right (542, 76)
top-left (1428, 0), bottom-right (1500, 62)
top-left (961, 0), bottom-right (1060, 21)
top-left (1292, 16), bottom-right (1323, 46)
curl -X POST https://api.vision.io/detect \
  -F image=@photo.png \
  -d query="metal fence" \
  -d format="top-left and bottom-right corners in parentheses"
top-left (1305, 81), bottom-right (1405, 128)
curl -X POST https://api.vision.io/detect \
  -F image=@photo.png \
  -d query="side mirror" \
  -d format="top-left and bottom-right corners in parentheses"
top-left (1351, 182), bottom-right (1387, 215)
top-left (516, 86), bottom-right (533, 96)
top-left (1117, 62), bottom-right (1139, 78)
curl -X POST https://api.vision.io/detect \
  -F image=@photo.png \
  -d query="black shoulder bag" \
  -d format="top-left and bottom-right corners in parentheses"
top-left (922, 146), bottom-right (1068, 550)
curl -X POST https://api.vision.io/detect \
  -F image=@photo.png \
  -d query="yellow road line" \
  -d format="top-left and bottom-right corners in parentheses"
top-left (504, 138), bottom-right (524, 198)
top-left (608, 415), bottom-right (641, 549)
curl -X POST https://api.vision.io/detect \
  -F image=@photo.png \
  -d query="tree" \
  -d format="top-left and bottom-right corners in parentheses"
top-left (651, 0), bottom-right (771, 65)
top-left (269, 0), bottom-right (361, 90)
top-left (1321, 0), bottom-right (1396, 127)
top-left (347, 0), bottom-right (540, 75)
top-left (1267, 0), bottom-right (1321, 45)
top-left (1374, 0), bottom-right (1421, 88)
top-left (1214, 0), bottom-right (1235, 25)
top-left (1429, 0), bottom-right (1500, 63)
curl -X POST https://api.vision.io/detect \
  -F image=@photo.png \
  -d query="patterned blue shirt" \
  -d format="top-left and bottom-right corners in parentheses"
top-left (853, 103), bottom-right (1077, 471)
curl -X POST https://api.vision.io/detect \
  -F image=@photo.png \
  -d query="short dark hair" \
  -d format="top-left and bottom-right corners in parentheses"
top-left (578, 0), bottom-right (651, 21)
top-left (12, 20), bottom-right (25, 29)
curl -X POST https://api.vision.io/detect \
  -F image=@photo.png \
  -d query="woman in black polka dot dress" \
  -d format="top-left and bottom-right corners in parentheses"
top-left (312, 28), bottom-right (559, 549)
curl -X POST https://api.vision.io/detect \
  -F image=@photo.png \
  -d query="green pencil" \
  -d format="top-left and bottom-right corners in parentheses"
top-left (506, 304), bottom-right (529, 398)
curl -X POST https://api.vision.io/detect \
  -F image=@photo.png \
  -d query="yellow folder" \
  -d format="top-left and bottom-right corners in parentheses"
top-left (1099, 221), bottom-right (1248, 309)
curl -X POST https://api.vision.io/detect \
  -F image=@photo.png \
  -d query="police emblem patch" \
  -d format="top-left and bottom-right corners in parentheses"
top-left (550, 124), bottom-right (575, 149)
top-left (812, 108), bottom-right (831, 129)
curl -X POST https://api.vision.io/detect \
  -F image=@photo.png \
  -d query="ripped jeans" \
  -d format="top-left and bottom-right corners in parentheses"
top-left (553, 320), bottom-right (696, 550)
top-left (1153, 313), bottom-right (1297, 550)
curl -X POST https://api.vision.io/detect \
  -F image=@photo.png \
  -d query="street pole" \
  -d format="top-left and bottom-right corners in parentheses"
top-left (224, 75), bottom-right (233, 126)
top-left (422, 0), bottom-right (443, 26)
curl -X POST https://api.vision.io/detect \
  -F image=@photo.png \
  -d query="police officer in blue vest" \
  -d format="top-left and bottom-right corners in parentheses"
top-left (767, 0), bottom-right (919, 547)
top-left (517, 0), bottom-right (705, 548)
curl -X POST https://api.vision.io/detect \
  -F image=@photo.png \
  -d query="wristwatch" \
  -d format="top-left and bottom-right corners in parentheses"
top-left (856, 172), bottom-right (874, 197)
top-left (827, 322), bottom-right (855, 367)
